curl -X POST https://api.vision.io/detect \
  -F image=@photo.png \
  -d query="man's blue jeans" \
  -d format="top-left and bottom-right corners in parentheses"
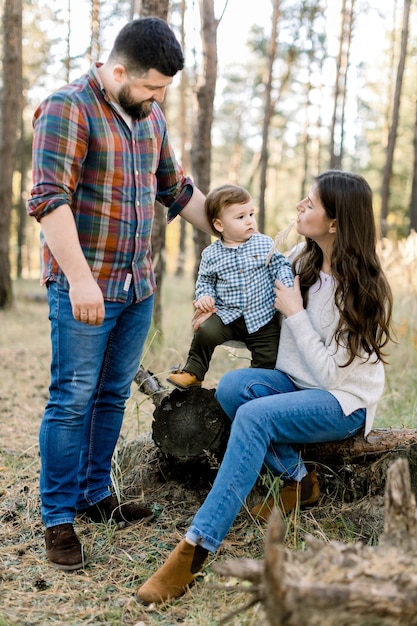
top-left (40, 282), bottom-right (154, 528)
top-left (185, 367), bottom-right (365, 553)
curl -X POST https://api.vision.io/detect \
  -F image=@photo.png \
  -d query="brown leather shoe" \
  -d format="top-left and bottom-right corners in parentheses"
top-left (166, 371), bottom-right (203, 390)
top-left (45, 523), bottom-right (88, 570)
top-left (79, 495), bottom-right (154, 528)
top-left (251, 468), bottom-right (320, 522)
top-left (136, 539), bottom-right (208, 604)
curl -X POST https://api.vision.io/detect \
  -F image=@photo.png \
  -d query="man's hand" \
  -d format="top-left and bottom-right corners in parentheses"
top-left (40, 205), bottom-right (105, 325)
top-left (70, 278), bottom-right (105, 325)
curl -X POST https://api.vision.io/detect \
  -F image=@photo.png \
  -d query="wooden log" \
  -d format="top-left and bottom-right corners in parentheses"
top-left (299, 428), bottom-right (417, 499)
top-left (134, 371), bottom-right (417, 497)
top-left (380, 456), bottom-right (417, 552)
top-left (152, 386), bottom-right (230, 463)
top-left (298, 427), bottom-right (417, 462)
top-left (134, 370), bottom-right (231, 463)
top-left (214, 458), bottom-right (417, 626)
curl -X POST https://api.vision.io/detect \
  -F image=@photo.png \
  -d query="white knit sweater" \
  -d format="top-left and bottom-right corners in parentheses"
top-left (275, 277), bottom-right (384, 436)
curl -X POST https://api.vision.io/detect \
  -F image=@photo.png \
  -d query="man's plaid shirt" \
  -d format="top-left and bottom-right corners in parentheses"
top-left (27, 63), bottom-right (193, 303)
top-left (195, 233), bottom-right (294, 334)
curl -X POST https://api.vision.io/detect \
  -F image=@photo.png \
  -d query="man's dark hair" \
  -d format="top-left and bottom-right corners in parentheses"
top-left (109, 17), bottom-right (184, 77)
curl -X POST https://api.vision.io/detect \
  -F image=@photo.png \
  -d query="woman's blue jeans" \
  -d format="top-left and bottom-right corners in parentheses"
top-left (185, 368), bottom-right (365, 553)
top-left (40, 282), bottom-right (154, 528)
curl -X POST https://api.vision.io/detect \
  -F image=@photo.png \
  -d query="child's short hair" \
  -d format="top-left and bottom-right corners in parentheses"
top-left (205, 184), bottom-right (251, 236)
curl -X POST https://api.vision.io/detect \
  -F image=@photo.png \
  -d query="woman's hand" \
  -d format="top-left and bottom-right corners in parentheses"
top-left (274, 275), bottom-right (304, 318)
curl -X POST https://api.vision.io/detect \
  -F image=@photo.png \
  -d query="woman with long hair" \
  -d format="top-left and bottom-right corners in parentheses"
top-left (136, 170), bottom-right (394, 604)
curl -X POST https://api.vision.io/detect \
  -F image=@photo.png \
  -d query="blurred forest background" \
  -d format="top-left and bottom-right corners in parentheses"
top-left (0, 4), bottom-right (416, 624)
top-left (0, 0), bottom-right (416, 326)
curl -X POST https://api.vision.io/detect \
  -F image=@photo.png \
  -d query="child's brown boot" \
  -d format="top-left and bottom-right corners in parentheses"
top-left (167, 371), bottom-right (202, 390)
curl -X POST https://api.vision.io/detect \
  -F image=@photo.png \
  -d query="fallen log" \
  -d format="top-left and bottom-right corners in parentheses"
top-left (299, 427), bottom-right (417, 499)
top-left (214, 457), bottom-right (417, 626)
top-left (133, 370), bottom-right (417, 498)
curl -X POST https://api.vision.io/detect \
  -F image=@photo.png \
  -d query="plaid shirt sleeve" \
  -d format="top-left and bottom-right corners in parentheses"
top-left (195, 243), bottom-right (219, 301)
top-left (27, 67), bottom-right (196, 301)
top-left (27, 89), bottom-right (89, 221)
top-left (266, 250), bottom-right (294, 287)
top-left (152, 114), bottom-right (194, 222)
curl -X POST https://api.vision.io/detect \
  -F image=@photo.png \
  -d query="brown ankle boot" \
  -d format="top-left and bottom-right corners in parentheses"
top-left (251, 468), bottom-right (320, 523)
top-left (136, 539), bottom-right (208, 604)
top-left (45, 523), bottom-right (88, 570)
top-left (166, 371), bottom-right (202, 390)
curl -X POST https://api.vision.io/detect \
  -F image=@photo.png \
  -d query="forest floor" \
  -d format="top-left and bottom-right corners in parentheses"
top-left (0, 277), bottom-right (408, 626)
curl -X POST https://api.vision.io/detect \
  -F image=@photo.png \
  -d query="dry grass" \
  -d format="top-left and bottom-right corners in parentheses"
top-left (0, 278), bottom-right (266, 626)
top-left (1, 237), bottom-right (416, 626)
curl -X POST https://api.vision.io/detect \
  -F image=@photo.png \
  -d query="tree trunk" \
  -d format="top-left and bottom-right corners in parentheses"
top-left (408, 78), bottom-right (417, 233)
top-left (299, 2), bottom-right (324, 199)
top-left (175, 0), bottom-right (189, 277)
top-left (90, 0), bottom-right (101, 63)
top-left (0, 0), bottom-right (22, 308)
top-left (258, 0), bottom-right (280, 234)
top-left (214, 458), bottom-right (417, 626)
top-left (140, 0), bottom-right (170, 332)
top-left (151, 390), bottom-right (417, 497)
top-left (129, 0), bottom-right (141, 20)
top-left (380, 0), bottom-right (411, 238)
top-left (15, 116), bottom-right (28, 278)
top-left (298, 427), bottom-right (417, 499)
top-left (191, 0), bottom-right (217, 280)
top-left (64, 0), bottom-right (71, 82)
top-left (139, 0), bottom-right (169, 15)
top-left (329, 0), bottom-right (355, 170)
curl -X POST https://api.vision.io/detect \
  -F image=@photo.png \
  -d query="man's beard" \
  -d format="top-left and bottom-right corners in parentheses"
top-left (118, 85), bottom-right (154, 120)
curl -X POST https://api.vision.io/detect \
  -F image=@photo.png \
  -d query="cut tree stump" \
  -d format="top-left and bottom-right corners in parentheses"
top-left (152, 386), bottom-right (230, 463)
top-left (213, 457), bottom-right (417, 626)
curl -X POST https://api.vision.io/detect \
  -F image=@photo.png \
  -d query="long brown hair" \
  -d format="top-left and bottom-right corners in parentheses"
top-left (293, 170), bottom-right (393, 365)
